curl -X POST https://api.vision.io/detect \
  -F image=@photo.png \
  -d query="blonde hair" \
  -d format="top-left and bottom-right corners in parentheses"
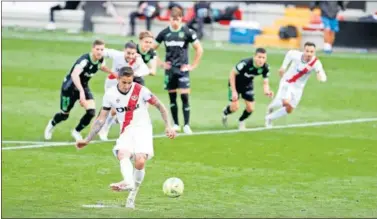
top-left (139, 31), bottom-right (154, 40)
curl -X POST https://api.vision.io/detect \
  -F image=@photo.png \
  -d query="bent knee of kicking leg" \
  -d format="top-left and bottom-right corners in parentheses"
top-left (134, 155), bottom-right (147, 170)
top-left (283, 104), bottom-right (294, 113)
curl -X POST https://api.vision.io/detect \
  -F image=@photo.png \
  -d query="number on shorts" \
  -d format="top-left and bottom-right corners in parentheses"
top-left (62, 96), bottom-right (70, 111)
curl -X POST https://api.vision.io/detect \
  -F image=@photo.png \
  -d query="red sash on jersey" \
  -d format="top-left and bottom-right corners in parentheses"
top-left (107, 58), bottom-right (136, 79)
top-left (120, 83), bottom-right (142, 134)
top-left (286, 58), bottom-right (318, 83)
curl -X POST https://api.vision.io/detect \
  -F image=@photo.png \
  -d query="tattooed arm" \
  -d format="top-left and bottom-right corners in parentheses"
top-left (147, 94), bottom-right (176, 139)
top-left (148, 95), bottom-right (171, 128)
top-left (76, 108), bottom-right (110, 148)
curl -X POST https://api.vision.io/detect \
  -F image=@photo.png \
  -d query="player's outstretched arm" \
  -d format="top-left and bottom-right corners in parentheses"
top-left (148, 57), bottom-right (157, 76)
top-left (76, 108), bottom-right (110, 149)
top-left (190, 41), bottom-right (203, 70)
top-left (229, 69), bottom-right (238, 101)
top-left (314, 61), bottom-right (327, 82)
top-left (263, 79), bottom-right (274, 98)
top-left (100, 65), bottom-right (117, 77)
top-left (148, 95), bottom-right (176, 139)
top-left (280, 50), bottom-right (294, 77)
top-left (134, 57), bottom-right (150, 77)
top-left (316, 70), bottom-right (327, 82)
top-left (262, 67), bottom-right (274, 98)
top-left (71, 67), bottom-right (87, 106)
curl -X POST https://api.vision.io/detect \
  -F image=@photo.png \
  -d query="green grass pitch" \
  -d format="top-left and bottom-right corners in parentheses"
top-left (2, 29), bottom-right (377, 218)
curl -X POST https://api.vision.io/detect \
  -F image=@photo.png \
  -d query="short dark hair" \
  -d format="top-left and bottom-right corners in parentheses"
top-left (304, 41), bottom-right (316, 48)
top-left (171, 6), bottom-right (183, 18)
top-left (124, 41), bottom-right (137, 49)
top-left (118, 66), bottom-right (134, 78)
top-left (92, 39), bottom-right (105, 47)
top-left (255, 47), bottom-right (266, 54)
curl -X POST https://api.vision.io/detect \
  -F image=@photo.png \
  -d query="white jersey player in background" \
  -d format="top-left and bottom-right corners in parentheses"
top-left (98, 41), bottom-right (150, 141)
top-left (76, 66), bottom-right (176, 209)
top-left (265, 42), bottom-right (327, 127)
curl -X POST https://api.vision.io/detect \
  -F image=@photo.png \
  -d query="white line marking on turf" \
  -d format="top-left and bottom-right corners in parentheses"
top-left (2, 140), bottom-right (53, 144)
top-left (2, 117), bottom-right (377, 151)
top-left (82, 204), bottom-right (122, 208)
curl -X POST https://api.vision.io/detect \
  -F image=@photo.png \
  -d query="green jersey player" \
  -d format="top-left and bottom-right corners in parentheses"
top-left (44, 39), bottom-right (114, 141)
top-left (222, 48), bottom-right (274, 130)
top-left (154, 7), bottom-right (204, 135)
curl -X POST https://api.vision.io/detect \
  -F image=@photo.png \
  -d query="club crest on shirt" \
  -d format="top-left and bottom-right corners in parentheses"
top-left (131, 95), bottom-right (138, 100)
top-left (116, 98), bottom-right (120, 103)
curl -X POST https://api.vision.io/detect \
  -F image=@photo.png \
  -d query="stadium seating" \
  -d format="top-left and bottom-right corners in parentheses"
top-left (254, 8), bottom-right (321, 49)
top-left (1, 1), bottom-right (369, 48)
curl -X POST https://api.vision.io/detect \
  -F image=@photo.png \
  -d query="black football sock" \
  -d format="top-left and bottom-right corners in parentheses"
top-left (169, 92), bottom-right (179, 125)
top-left (223, 105), bottom-right (232, 116)
top-left (181, 93), bottom-right (190, 126)
top-left (51, 112), bottom-right (69, 126)
top-left (75, 109), bottom-right (96, 132)
top-left (239, 109), bottom-right (252, 122)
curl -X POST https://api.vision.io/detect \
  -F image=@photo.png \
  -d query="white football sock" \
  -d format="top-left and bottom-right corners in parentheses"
top-left (268, 98), bottom-right (282, 110)
top-left (134, 168), bottom-right (145, 187)
top-left (105, 114), bottom-right (116, 128)
top-left (266, 107), bottom-right (288, 121)
top-left (120, 158), bottom-right (134, 186)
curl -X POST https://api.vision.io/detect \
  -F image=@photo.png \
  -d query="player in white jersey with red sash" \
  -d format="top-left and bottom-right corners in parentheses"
top-left (265, 42), bottom-right (327, 127)
top-left (98, 41), bottom-right (150, 141)
top-left (76, 66), bottom-right (176, 209)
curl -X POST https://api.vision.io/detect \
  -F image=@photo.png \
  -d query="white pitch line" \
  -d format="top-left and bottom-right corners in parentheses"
top-left (2, 117), bottom-right (377, 151)
top-left (2, 140), bottom-right (53, 144)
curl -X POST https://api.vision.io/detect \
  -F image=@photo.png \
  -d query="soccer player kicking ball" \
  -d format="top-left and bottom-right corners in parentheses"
top-left (154, 7), bottom-right (204, 134)
top-left (44, 39), bottom-right (115, 141)
top-left (76, 66), bottom-right (176, 209)
top-left (265, 42), bottom-right (327, 127)
top-left (98, 41), bottom-right (150, 141)
top-left (222, 48), bottom-right (274, 130)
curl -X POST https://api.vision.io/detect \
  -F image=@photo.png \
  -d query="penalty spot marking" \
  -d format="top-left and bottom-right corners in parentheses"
top-left (2, 117), bottom-right (377, 151)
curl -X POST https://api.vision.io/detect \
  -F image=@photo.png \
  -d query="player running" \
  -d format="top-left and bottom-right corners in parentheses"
top-left (136, 30), bottom-right (158, 83)
top-left (76, 66), bottom-right (176, 209)
top-left (265, 42), bottom-right (327, 127)
top-left (222, 48), bottom-right (274, 130)
top-left (44, 39), bottom-right (114, 141)
top-left (98, 41), bottom-right (150, 141)
top-left (154, 6), bottom-right (204, 135)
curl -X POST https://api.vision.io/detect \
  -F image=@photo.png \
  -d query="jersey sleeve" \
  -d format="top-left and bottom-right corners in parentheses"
top-left (314, 60), bottom-right (327, 82)
top-left (281, 50), bottom-right (297, 70)
top-left (155, 30), bottom-right (165, 44)
top-left (102, 92), bottom-right (112, 110)
top-left (262, 64), bottom-right (271, 79)
top-left (75, 57), bottom-right (88, 69)
top-left (73, 57), bottom-right (89, 74)
top-left (133, 57), bottom-right (150, 77)
top-left (234, 59), bottom-right (247, 74)
top-left (103, 48), bottom-right (121, 59)
top-left (141, 87), bottom-right (156, 104)
top-left (188, 28), bottom-right (199, 44)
